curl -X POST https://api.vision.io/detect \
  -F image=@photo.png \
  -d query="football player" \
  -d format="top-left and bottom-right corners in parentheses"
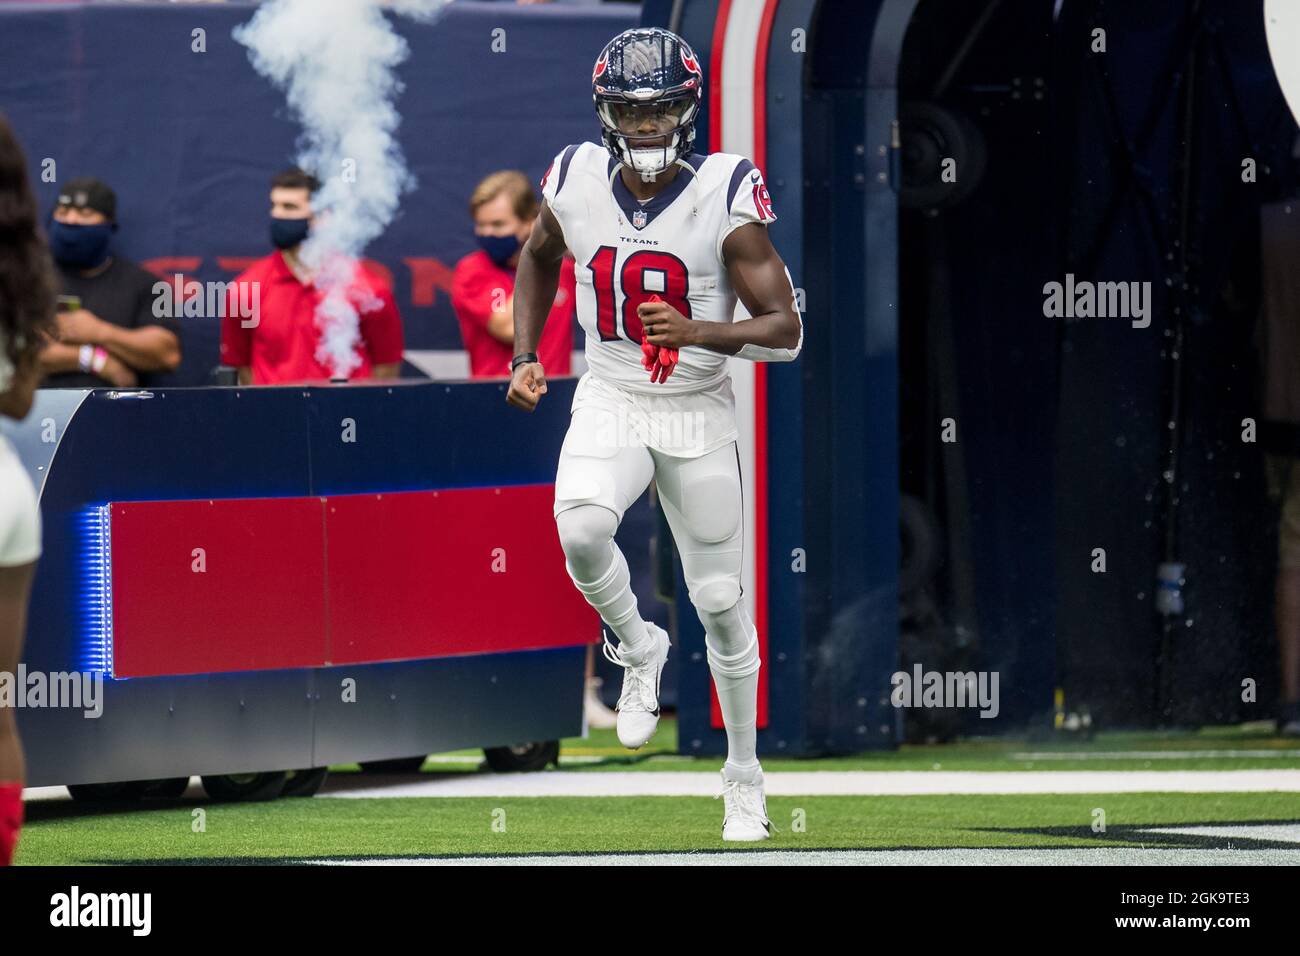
top-left (507, 27), bottom-right (802, 841)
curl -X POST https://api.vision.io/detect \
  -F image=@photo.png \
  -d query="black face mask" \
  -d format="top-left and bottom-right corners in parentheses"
top-left (49, 221), bottom-right (114, 269)
top-left (270, 216), bottom-right (311, 250)
top-left (476, 233), bottom-right (521, 267)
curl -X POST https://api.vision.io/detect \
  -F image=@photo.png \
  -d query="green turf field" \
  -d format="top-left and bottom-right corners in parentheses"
top-left (17, 718), bottom-right (1300, 865)
top-left (19, 792), bottom-right (1300, 864)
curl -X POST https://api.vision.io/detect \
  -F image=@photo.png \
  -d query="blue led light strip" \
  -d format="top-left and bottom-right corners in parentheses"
top-left (75, 504), bottom-right (113, 675)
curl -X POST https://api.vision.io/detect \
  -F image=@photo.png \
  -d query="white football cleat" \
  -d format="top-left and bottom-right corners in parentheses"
top-left (717, 766), bottom-right (774, 842)
top-left (601, 623), bottom-right (670, 750)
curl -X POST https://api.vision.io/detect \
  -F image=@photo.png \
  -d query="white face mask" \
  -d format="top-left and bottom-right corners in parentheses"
top-left (621, 131), bottom-right (684, 177)
top-left (627, 146), bottom-right (676, 176)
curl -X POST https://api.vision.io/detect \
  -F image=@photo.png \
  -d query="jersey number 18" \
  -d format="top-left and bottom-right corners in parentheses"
top-left (587, 246), bottom-right (692, 344)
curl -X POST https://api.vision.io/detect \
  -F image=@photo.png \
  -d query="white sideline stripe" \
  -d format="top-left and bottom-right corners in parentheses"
top-left (316, 769), bottom-right (1300, 799)
top-left (308, 847), bottom-right (1300, 866)
top-left (1139, 824), bottom-right (1300, 843)
top-left (421, 755), bottom-right (604, 765)
top-left (1012, 750), bottom-right (1300, 760)
top-left (28, 769), bottom-right (1300, 803)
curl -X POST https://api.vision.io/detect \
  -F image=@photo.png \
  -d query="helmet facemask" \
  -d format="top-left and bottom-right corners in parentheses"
top-left (597, 96), bottom-right (698, 179)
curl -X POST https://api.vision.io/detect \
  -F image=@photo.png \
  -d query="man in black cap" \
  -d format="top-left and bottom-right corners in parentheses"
top-left (39, 177), bottom-right (181, 387)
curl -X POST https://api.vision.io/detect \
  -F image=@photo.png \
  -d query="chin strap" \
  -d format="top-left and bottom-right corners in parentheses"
top-left (617, 127), bottom-right (689, 176)
top-left (625, 149), bottom-right (676, 177)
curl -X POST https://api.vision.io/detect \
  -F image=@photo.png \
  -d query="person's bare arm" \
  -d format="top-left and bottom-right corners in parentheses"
top-left (506, 202), bottom-right (568, 412)
top-left (38, 340), bottom-right (83, 375)
top-left (237, 366), bottom-right (253, 386)
top-left (640, 223), bottom-right (801, 357)
top-left (57, 309), bottom-right (181, 372)
top-left (39, 338), bottom-right (139, 387)
top-left (485, 291), bottom-right (515, 345)
top-left (0, 563), bottom-right (39, 689)
top-left (98, 324), bottom-right (182, 372)
top-left (0, 351), bottom-right (42, 420)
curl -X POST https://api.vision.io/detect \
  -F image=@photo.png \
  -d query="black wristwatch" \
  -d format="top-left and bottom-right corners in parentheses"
top-left (511, 352), bottom-right (539, 372)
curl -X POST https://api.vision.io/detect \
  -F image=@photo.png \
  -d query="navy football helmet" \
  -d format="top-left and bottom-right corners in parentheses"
top-left (592, 28), bottom-right (703, 177)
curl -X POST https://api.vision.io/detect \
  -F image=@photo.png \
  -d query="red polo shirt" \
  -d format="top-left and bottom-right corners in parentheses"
top-left (220, 251), bottom-right (405, 384)
top-left (452, 250), bottom-right (575, 379)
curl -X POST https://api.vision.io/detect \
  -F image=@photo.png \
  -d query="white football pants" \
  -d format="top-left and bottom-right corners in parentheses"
top-left (553, 403), bottom-right (761, 771)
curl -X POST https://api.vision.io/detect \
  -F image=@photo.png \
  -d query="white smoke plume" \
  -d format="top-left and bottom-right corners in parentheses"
top-left (233, 0), bottom-right (447, 377)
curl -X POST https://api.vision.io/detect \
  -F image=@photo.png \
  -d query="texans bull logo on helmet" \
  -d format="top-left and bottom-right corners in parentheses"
top-left (681, 47), bottom-right (701, 89)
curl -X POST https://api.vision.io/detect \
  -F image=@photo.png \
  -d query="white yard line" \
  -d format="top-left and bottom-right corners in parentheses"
top-left (1011, 750), bottom-right (1300, 760)
top-left (1138, 823), bottom-right (1300, 843)
top-left (316, 769), bottom-right (1300, 799)
top-left (25, 769), bottom-right (1300, 803)
top-left (308, 846), bottom-right (1300, 866)
top-left (422, 755), bottom-right (604, 764)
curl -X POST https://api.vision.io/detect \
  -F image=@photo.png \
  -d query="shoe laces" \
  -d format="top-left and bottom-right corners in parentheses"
top-left (601, 630), bottom-right (660, 714)
top-left (716, 775), bottom-right (778, 832)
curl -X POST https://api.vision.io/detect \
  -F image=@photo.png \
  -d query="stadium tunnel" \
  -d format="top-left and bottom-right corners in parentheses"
top-left (888, 0), bottom-right (1296, 734)
top-left (655, 0), bottom-right (1300, 748)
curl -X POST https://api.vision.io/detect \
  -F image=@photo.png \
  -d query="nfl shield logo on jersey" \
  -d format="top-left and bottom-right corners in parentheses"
top-left (633, 209), bottom-right (648, 228)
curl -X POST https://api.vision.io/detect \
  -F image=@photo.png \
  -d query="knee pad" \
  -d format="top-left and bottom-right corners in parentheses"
top-left (692, 576), bottom-right (741, 615)
top-left (680, 472), bottom-right (741, 545)
top-left (669, 452), bottom-right (743, 611)
top-left (555, 505), bottom-right (618, 578)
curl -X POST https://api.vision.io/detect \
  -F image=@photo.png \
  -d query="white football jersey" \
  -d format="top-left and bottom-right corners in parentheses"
top-left (541, 142), bottom-right (778, 395)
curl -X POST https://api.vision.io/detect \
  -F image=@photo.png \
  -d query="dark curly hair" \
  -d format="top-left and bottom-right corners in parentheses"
top-left (0, 113), bottom-right (54, 380)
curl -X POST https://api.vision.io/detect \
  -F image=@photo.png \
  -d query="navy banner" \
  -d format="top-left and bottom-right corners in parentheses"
top-left (0, 0), bottom-right (637, 384)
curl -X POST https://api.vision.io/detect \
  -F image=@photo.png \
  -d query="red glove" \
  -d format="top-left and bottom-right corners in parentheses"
top-left (640, 295), bottom-right (679, 383)
top-left (640, 335), bottom-right (659, 374)
top-left (650, 345), bottom-right (678, 383)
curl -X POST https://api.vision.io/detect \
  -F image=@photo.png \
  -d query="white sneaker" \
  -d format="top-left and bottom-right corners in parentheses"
top-left (716, 766), bottom-right (774, 842)
top-left (584, 676), bottom-right (619, 729)
top-left (601, 623), bottom-right (670, 750)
